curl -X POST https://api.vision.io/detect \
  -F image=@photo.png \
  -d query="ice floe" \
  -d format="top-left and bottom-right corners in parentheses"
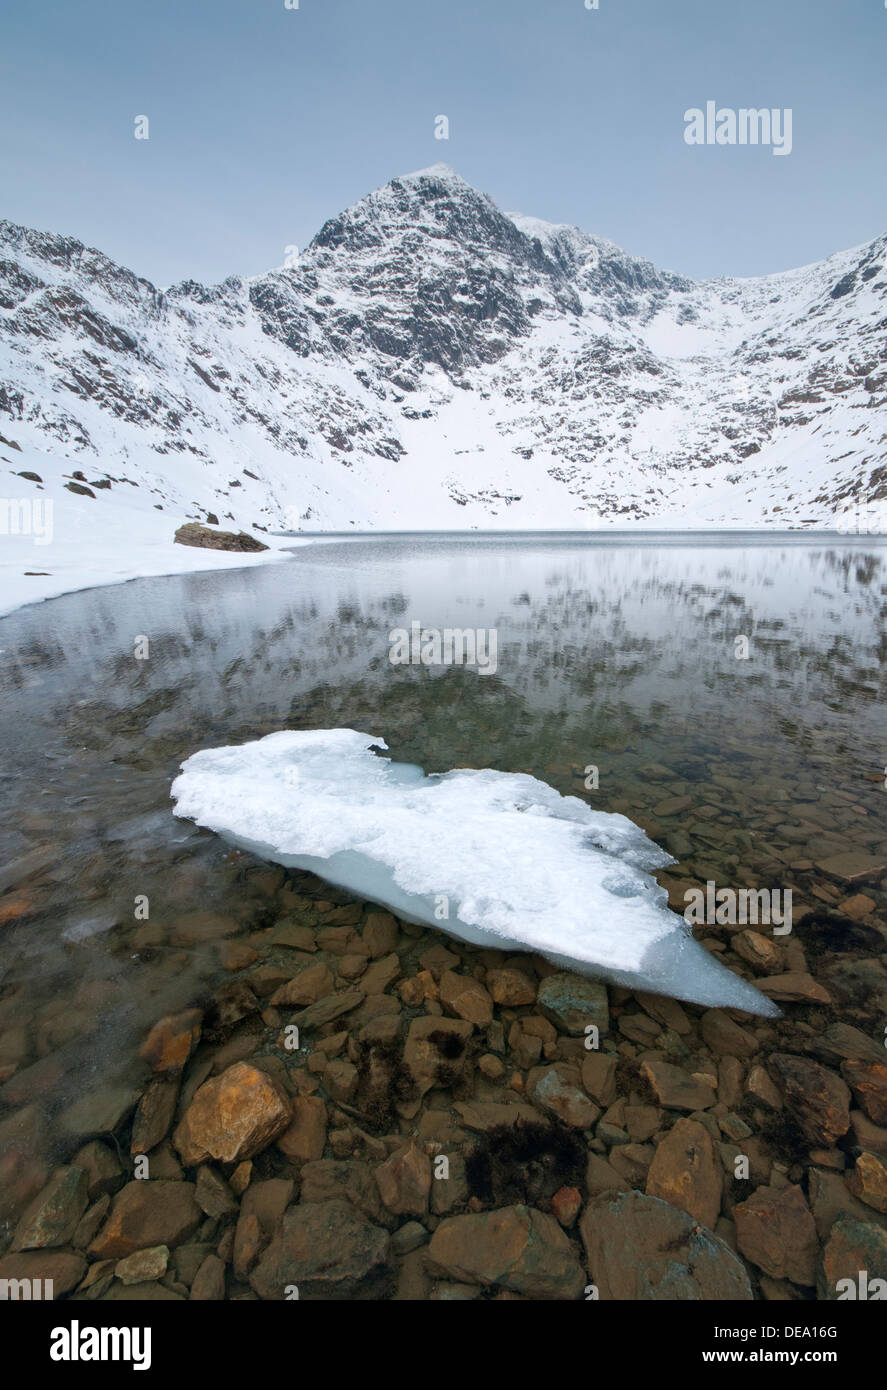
top-left (170, 728), bottom-right (780, 1017)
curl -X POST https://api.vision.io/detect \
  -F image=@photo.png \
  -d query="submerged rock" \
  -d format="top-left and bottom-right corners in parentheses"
top-left (427, 1205), bottom-right (586, 1299)
top-left (173, 1061), bottom-right (291, 1166)
top-left (251, 1200), bottom-right (390, 1300)
top-left (733, 1183), bottom-right (818, 1285)
top-left (581, 1190), bottom-right (753, 1300)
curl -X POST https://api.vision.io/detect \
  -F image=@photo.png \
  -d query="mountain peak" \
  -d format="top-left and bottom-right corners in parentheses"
top-left (399, 162), bottom-right (467, 184)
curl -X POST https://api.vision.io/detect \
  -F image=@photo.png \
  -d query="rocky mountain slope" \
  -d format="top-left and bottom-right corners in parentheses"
top-left (1, 164), bottom-right (886, 530)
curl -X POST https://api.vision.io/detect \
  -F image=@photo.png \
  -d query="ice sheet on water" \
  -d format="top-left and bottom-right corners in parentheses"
top-left (170, 728), bottom-right (780, 1017)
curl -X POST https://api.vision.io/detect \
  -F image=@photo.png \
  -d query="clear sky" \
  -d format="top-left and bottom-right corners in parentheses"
top-left (1, 0), bottom-right (885, 288)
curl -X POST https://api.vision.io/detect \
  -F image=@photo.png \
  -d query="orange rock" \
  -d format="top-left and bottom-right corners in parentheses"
top-left (439, 970), bottom-right (493, 1026)
top-left (398, 969), bottom-right (439, 1006)
top-left (138, 1009), bottom-right (202, 1074)
top-left (486, 968), bottom-right (537, 1006)
top-left (0, 894), bottom-right (32, 924)
top-left (840, 894), bottom-right (877, 920)
top-left (841, 1059), bottom-right (887, 1127)
top-left (173, 1062), bottom-right (291, 1165)
top-left (847, 1152), bottom-right (887, 1213)
top-left (646, 1117), bottom-right (722, 1229)
top-left (217, 941), bottom-right (260, 972)
top-left (551, 1186), bottom-right (582, 1228)
top-left (276, 1096), bottom-right (328, 1161)
top-left (734, 1183), bottom-right (817, 1285)
top-left (375, 1142), bottom-right (431, 1216)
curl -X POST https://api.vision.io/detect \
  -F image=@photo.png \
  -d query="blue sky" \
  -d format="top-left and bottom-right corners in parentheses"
top-left (1, 0), bottom-right (885, 287)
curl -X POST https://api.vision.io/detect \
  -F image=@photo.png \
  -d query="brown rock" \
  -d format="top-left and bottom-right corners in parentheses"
top-left (250, 1200), bottom-right (390, 1299)
top-left (89, 1180), bottom-right (201, 1259)
top-left (439, 971), bottom-right (493, 1026)
top-left (847, 1152), bottom-right (887, 1213)
top-left (528, 1064), bottom-right (600, 1129)
top-left (639, 1056), bottom-right (716, 1111)
top-left (818, 851), bottom-right (887, 883)
top-left (427, 1205), bottom-right (585, 1299)
top-left (402, 1017), bottom-right (474, 1101)
top-left (841, 1058), bottom-right (887, 1126)
top-left (172, 911), bottom-right (241, 945)
top-left (840, 893), bottom-right (877, 920)
top-left (581, 1190), bottom-right (752, 1299)
top-left (270, 962), bottom-right (334, 1008)
top-left (819, 1218), bottom-right (887, 1299)
top-left (585, 1152), bottom-right (628, 1195)
top-left (635, 992), bottom-right (692, 1035)
top-left (11, 1165), bottom-right (89, 1251)
top-left (732, 930), bottom-right (783, 974)
top-left (479, 1053), bottom-right (505, 1080)
top-left (233, 1210), bottom-right (263, 1278)
top-left (453, 1100), bottom-right (539, 1132)
top-left (536, 972), bottom-right (608, 1036)
top-left (759, 973), bottom-right (832, 1004)
top-left (73, 1194), bottom-right (111, 1250)
top-left (131, 1077), bottom-right (179, 1155)
top-left (645, 1118), bottom-right (722, 1229)
top-left (486, 968), bottom-right (537, 1006)
top-left (376, 1143), bottom-right (431, 1216)
top-left (814, 1023), bottom-right (885, 1068)
top-left (323, 1058), bottom-right (358, 1103)
top-left (363, 912), bottom-right (399, 958)
top-left (361, 952), bottom-right (402, 995)
top-left (190, 1252), bottom-right (227, 1300)
top-left (771, 1054), bottom-right (851, 1145)
top-left (700, 1009), bottom-right (758, 1058)
top-left (807, 1167), bottom-right (879, 1240)
top-left (0, 1250), bottom-right (86, 1299)
top-left (174, 521), bottom-right (268, 552)
top-left (139, 1008), bottom-right (202, 1074)
top-left (551, 1186), bottom-right (581, 1228)
top-left (173, 1062), bottom-right (292, 1166)
top-left (229, 1161), bottom-right (252, 1196)
top-left (733, 1182), bottom-right (817, 1285)
top-left (115, 1244), bottom-right (168, 1285)
top-left (718, 1057), bottom-right (745, 1109)
top-left (300, 1159), bottom-right (390, 1226)
top-left (195, 1165), bottom-right (238, 1219)
top-left (288, 990), bottom-right (364, 1033)
top-left (746, 1064), bottom-right (783, 1110)
top-left (419, 943), bottom-right (460, 978)
top-left (625, 1104), bottom-right (660, 1143)
top-left (581, 1052), bottom-right (618, 1106)
top-left (276, 1095), bottom-right (328, 1161)
top-left (609, 1142), bottom-right (654, 1186)
top-left (430, 1152), bottom-right (469, 1215)
top-left (850, 1109), bottom-right (887, 1155)
top-left (398, 970), bottom-right (438, 1005)
top-left (71, 1140), bottom-right (123, 1201)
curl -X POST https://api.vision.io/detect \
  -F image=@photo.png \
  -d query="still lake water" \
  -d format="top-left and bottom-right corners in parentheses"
top-left (0, 533), bottom-right (885, 1244)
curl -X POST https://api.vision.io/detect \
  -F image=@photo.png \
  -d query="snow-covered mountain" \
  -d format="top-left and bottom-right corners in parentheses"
top-left (1, 163), bottom-right (886, 533)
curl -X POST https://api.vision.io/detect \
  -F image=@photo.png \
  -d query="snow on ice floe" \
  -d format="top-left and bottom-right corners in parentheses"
top-left (170, 728), bottom-right (780, 1017)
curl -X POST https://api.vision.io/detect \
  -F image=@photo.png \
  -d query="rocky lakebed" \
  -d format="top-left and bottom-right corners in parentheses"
top-left (2, 792), bottom-right (886, 1302)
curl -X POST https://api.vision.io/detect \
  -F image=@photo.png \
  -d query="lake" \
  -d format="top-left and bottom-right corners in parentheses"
top-left (0, 532), bottom-right (885, 1299)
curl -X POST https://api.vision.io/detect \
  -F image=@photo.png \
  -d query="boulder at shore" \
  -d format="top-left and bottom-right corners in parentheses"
top-left (174, 522), bottom-right (268, 552)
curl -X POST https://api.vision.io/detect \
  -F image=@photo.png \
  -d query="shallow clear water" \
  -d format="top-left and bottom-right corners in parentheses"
top-left (0, 533), bottom-right (885, 1233)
